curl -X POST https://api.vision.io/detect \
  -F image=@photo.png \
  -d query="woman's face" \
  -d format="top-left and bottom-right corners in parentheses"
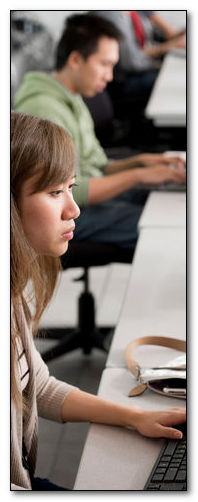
top-left (18, 174), bottom-right (80, 256)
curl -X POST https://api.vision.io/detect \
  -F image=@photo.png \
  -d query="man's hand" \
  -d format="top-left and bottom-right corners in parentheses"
top-left (137, 163), bottom-right (186, 185)
top-left (135, 153), bottom-right (186, 170)
top-left (174, 33), bottom-right (186, 49)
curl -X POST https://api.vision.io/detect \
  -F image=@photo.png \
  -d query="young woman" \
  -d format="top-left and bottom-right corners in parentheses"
top-left (11, 111), bottom-right (186, 491)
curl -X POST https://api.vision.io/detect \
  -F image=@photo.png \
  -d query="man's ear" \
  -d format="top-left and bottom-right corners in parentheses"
top-left (68, 51), bottom-right (84, 70)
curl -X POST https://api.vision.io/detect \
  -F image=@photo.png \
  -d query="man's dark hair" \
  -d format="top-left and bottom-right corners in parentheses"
top-left (55, 13), bottom-right (122, 70)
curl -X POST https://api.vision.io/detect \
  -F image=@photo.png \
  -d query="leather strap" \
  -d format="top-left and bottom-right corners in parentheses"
top-left (125, 335), bottom-right (186, 377)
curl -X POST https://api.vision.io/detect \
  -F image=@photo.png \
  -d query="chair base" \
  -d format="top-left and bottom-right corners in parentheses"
top-left (39, 326), bottom-right (114, 362)
top-left (37, 250), bottom-right (133, 364)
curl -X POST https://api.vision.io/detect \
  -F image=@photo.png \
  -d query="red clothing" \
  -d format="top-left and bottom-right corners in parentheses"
top-left (129, 11), bottom-right (145, 47)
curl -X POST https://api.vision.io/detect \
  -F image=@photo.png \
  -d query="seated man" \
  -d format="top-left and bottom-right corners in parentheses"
top-left (93, 11), bottom-right (186, 98)
top-left (14, 13), bottom-right (186, 251)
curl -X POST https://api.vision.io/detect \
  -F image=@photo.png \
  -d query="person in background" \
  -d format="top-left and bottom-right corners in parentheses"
top-left (129, 11), bottom-right (186, 61)
top-left (14, 14), bottom-right (186, 254)
top-left (11, 110), bottom-right (186, 490)
top-left (95, 11), bottom-right (186, 98)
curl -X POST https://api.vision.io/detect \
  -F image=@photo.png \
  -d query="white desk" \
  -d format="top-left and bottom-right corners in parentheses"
top-left (138, 191), bottom-right (186, 230)
top-left (74, 368), bottom-right (185, 491)
top-left (106, 227), bottom-right (186, 368)
top-left (74, 195), bottom-right (186, 491)
top-left (145, 53), bottom-right (186, 127)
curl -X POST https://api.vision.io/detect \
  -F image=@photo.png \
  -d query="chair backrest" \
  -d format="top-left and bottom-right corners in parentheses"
top-left (83, 90), bottom-right (114, 130)
top-left (61, 240), bottom-right (133, 269)
top-left (83, 90), bottom-right (115, 146)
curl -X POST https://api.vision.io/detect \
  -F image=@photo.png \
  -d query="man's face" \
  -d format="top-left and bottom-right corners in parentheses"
top-left (72, 36), bottom-right (119, 97)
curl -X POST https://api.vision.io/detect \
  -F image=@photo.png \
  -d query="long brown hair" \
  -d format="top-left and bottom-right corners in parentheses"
top-left (11, 111), bottom-right (76, 408)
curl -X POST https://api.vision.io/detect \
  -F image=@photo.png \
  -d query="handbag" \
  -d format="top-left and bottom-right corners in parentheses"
top-left (125, 335), bottom-right (186, 399)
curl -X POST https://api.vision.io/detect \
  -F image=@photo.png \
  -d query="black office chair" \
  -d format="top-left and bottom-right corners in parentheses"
top-left (40, 241), bottom-right (133, 362)
top-left (83, 89), bottom-right (132, 149)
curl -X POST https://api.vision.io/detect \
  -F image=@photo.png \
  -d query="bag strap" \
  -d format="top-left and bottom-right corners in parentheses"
top-left (125, 336), bottom-right (186, 378)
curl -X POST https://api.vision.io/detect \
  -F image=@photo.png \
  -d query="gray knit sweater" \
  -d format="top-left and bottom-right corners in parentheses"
top-left (11, 302), bottom-right (78, 490)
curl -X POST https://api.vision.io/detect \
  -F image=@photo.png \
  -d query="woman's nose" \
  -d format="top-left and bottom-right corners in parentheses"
top-left (62, 196), bottom-right (80, 221)
top-left (73, 200), bottom-right (80, 220)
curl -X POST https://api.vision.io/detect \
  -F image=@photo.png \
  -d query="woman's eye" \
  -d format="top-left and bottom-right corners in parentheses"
top-left (69, 182), bottom-right (78, 191)
top-left (49, 183), bottom-right (77, 196)
top-left (50, 190), bottom-right (63, 196)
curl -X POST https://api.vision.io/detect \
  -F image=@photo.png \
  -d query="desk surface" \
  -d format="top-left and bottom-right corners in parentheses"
top-left (107, 227), bottom-right (186, 368)
top-left (145, 53), bottom-right (186, 127)
top-left (138, 191), bottom-right (186, 229)
top-left (74, 195), bottom-right (186, 491)
top-left (74, 368), bottom-right (185, 491)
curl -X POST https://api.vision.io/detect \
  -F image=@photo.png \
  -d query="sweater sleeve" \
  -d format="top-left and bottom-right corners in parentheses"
top-left (11, 483), bottom-right (31, 490)
top-left (32, 340), bottom-right (78, 422)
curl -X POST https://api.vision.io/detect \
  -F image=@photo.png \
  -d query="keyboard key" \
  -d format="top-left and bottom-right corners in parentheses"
top-left (163, 441), bottom-right (177, 455)
top-left (152, 474), bottom-right (164, 482)
top-left (169, 462), bottom-right (180, 467)
top-left (164, 468), bottom-right (178, 481)
top-left (155, 468), bottom-right (166, 474)
top-left (145, 484), bottom-right (161, 490)
top-left (160, 482), bottom-right (186, 491)
top-left (176, 470), bottom-right (186, 481)
top-left (161, 455), bottom-right (172, 462)
top-left (144, 428), bottom-right (187, 491)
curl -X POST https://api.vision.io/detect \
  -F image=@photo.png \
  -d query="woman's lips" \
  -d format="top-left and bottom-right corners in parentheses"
top-left (61, 227), bottom-right (75, 241)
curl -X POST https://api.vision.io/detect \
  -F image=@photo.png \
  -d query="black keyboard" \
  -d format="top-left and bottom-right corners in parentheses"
top-left (144, 423), bottom-right (187, 491)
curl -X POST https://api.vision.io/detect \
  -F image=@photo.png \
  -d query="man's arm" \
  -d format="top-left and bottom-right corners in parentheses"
top-left (149, 12), bottom-right (186, 40)
top-left (105, 153), bottom-right (186, 174)
top-left (143, 34), bottom-right (186, 59)
top-left (88, 163), bottom-right (186, 204)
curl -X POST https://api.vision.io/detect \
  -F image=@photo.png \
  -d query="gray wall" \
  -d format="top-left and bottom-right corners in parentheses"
top-left (14, 10), bottom-right (186, 42)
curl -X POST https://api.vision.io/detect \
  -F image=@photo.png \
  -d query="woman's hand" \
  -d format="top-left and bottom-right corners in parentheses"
top-left (131, 406), bottom-right (186, 439)
top-left (62, 390), bottom-right (186, 440)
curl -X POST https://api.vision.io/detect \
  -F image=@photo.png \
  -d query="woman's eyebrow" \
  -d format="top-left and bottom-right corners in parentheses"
top-left (69, 174), bottom-right (77, 181)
